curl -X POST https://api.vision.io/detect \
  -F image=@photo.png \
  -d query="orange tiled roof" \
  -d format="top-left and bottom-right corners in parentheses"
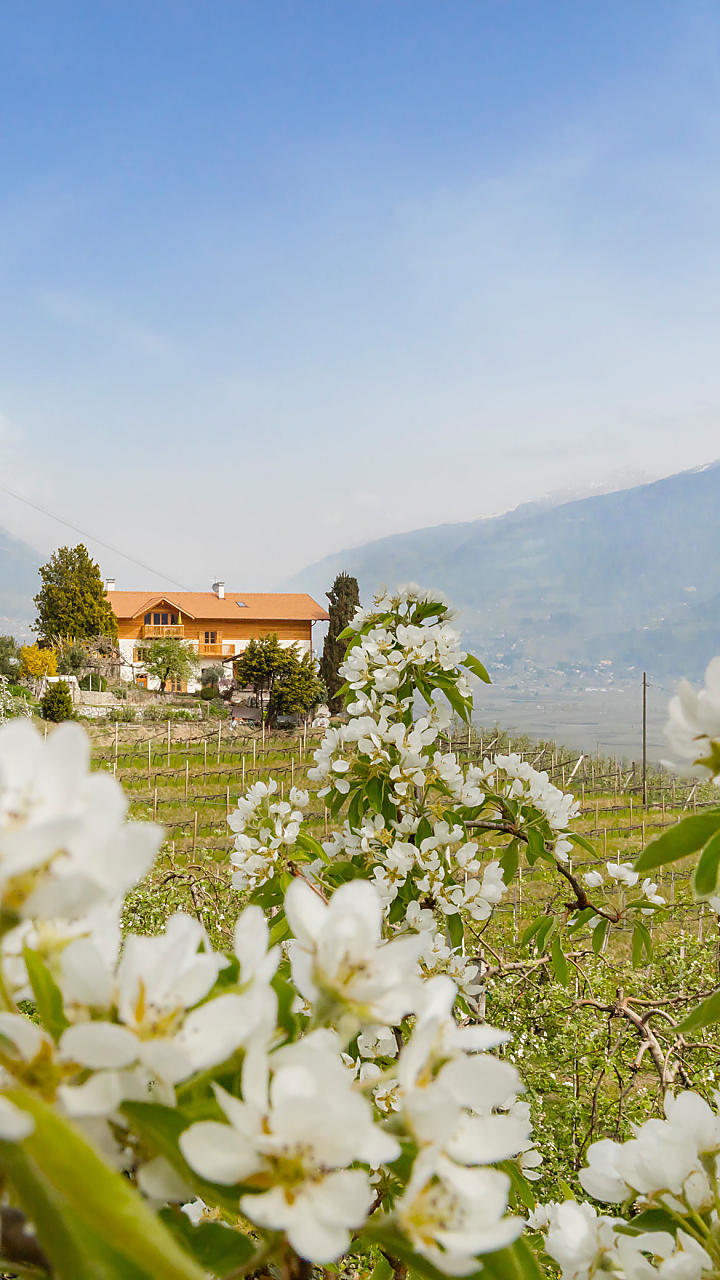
top-left (107, 590), bottom-right (329, 622)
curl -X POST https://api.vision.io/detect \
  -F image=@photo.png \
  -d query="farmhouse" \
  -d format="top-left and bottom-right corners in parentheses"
top-left (107, 580), bottom-right (328, 692)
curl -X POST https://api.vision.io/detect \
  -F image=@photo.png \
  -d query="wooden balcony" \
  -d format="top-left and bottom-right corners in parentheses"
top-left (198, 642), bottom-right (224, 656)
top-left (142, 624), bottom-right (185, 639)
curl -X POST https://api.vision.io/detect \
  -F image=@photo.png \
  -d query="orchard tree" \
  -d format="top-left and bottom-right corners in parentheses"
top-left (268, 649), bottom-right (324, 725)
top-left (319, 570), bottom-right (359, 713)
top-left (144, 638), bottom-right (198, 692)
top-left (33, 544), bottom-right (118, 642)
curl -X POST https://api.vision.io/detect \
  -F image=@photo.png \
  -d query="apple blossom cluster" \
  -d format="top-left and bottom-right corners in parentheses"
top-left (485, 752), bottom-right (580, 862)
top-left (228, 779), bottom-right (309, 891)
top-left (664, 656), bottom-right (720, 782)
top-left (532, 1200), bottom-right (713, 1280)
top-left (530, 1090), bottom-right (720, 1279)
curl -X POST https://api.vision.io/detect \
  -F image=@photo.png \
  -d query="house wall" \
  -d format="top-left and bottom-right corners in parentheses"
top-left (115, 613), bottom-right (313, 689)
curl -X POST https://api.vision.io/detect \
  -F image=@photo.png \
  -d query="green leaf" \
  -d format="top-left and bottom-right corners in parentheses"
top-left (534, 917), bottom-right (556, 953)
top-left (22, 948), bottom-right (69, 1042)
top-left (447, 912), bottom-right (464, 951)
top-left (480, 1237), bottom-right (546, 1280)
top-left (160, 1208), bottom-right (254, 1273)
top-left (567, 831), bottom-right (597, 857)
top-left (368, 1254), bottom-right (394, 1280)
top-left (635, 811), bottom-right (720, 872)
top-left (614, 1207), bottom-right (679, 1236)
top-left (550, 934), bottom-right (569, 987)
top-left (693, 828), bottom-right (720, 899)
top-left (676, 987), bottom-right (720, 1034)
top-left (500, 840), bottom-right (519, 886)
top-left (520, 918), bottom-right (544, 947)
top-left (592, 918), bottom-right (609, 954)
top-left (462, 654), bottom-right (491, 684)
top-left (631, 920), bottom-right (652, 967)
top-left (0, 1089), bottom-right (207, 1280)
top-left (566, 906), bottom-right (595, 934)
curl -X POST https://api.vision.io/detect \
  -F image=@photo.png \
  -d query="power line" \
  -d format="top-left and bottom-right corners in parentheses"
top-left (0, 481), bottom-right (191, 590)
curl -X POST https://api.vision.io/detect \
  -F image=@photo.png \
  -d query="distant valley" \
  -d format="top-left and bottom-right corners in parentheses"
top-left (289, 462), bottom-right (720, 697)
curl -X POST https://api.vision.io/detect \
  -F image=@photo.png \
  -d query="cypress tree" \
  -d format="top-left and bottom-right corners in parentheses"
top-left (319, 572), bottom-right (360, 714)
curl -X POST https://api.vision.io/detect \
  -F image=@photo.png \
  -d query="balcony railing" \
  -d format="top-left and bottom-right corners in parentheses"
top-left (142, 624), bottom-right (185, 639)
top-left (197, 642), bottom-right (225, 656)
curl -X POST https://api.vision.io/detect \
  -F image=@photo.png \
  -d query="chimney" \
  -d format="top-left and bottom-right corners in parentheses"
top-left (106, 578), bottom-right (116, 592)
top-left (212, 580), bottom-right (225, 600)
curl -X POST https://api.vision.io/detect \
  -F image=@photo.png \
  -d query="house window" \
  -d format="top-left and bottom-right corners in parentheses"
top-left (166, 676), bottom-right (187, 693)
top-left (144, 613), bottom-right (151, 624)
top-left (204, 631), bottom-right (217, 645)
top-left (170, 614), bottom-right (178, 625)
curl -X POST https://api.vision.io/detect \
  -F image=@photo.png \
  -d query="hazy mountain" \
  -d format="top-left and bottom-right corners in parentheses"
top-left (288, 462), bottom-right (720, 683)
top-left (0, 529), bottom-right (39, 636)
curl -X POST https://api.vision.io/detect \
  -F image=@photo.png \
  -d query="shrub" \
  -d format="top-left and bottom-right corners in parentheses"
top-left (40, 681), bottom-right (74, 722)
top-left (107, 706), bottom-right (136, 723)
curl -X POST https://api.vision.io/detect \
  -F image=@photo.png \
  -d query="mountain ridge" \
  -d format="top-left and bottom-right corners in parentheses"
top-left (287, 461), bottom-right (720, 682)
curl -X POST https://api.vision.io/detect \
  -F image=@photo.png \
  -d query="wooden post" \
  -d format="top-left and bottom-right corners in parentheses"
top-left (167, 720), bottom-right (171, 766)
top-left (217, 723), bottom-right (221, 765)
top-left (642, 671), bottom-right (648, 807)
top-left (153, 787), bottom-right (158, 820)
top-left (185, 759), bottom-right (189, 802)
top-left (192, 810), bottom-right (198, 858)
top-left (148, 737), bottom-right (151, 775)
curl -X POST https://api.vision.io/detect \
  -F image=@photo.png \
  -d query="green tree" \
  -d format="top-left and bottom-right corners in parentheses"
top-left (0, 635), bottom-right (20, 678)
top-left (143, 638), bottom-right (198, 693)
top-left (319, 571), bottom-right (359, 714)
top-left (268, 649), bottom-right (324, 725)
top-left (34, 544), bottom-right (118, 642)
top-left (40, 681), bottom-right (74, 722)
top-left (234, 634), bottom-right (286, 723)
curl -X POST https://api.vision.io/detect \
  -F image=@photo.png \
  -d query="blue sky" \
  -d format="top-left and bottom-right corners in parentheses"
top-left (2, 1), bottom-right (720, 590)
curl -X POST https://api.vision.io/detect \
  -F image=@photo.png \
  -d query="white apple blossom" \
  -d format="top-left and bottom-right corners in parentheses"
top-left (606, 861), bottom-right (639, 888)
top-left (580, 1089), bottom-right (720, 1211)
top-left (285, 878), bottom-right (424, 1027)
top-left (0, 720), bottom-right (160, 920)
top-left (664, 656), bottom-right (720, 781)
top-left (180, 1033), bottom-right (399, 1262)
top-left (541, 1201), bottom-right (620, 1280)
top-left (55, 906), bottom-right (278, 1101)
top-left (395, 1151), bottom-right (521, 1275)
